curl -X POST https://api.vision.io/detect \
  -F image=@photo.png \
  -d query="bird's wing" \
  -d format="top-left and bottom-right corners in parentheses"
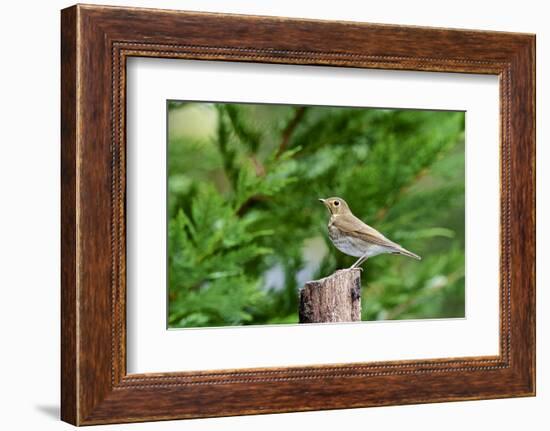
top-left (333, 214), bottom-right (401, 249)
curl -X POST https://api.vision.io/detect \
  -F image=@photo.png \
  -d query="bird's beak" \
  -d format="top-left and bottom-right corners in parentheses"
top-left (319, 199), bottom-right (330, 212)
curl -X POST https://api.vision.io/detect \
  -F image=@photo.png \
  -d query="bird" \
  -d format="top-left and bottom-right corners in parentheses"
top-left (319, 197), bottom-right (421, 269)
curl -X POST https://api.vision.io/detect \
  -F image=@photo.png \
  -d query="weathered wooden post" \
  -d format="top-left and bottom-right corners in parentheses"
top-left (299, 269), bottom-right (362, 323)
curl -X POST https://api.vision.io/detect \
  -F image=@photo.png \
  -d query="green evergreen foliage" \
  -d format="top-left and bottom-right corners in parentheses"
top-left (167, 102), bottom-right (465, 328)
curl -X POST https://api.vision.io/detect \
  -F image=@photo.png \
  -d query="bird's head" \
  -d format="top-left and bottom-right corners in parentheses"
top-left (319, 197), bottom-right (350, 216)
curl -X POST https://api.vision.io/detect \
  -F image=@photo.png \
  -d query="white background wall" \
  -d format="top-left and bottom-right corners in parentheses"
top-left (0, 0), bottom-right (546, 429)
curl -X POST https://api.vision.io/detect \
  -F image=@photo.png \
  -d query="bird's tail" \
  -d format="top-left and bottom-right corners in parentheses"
top-left (394, 247), bottom-right (421, 260)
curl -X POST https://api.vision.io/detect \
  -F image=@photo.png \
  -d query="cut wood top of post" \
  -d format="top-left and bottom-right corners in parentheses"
top-left (299, 269), bottom-right (362, 324)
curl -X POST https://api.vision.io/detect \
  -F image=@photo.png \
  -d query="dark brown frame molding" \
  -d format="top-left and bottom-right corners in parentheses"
top-left (61, 4), bottom-right (535, 425)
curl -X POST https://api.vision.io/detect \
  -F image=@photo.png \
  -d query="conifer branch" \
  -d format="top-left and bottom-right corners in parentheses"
top-left (276, 107), bottom-right (307, 158)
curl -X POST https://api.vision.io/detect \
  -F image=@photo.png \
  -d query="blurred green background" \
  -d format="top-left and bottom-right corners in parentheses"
top-left (167, 101), bottom-right (465, 328)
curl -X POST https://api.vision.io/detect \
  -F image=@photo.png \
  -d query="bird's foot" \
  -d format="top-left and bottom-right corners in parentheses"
top-left (347, 266), bottom-right (363, 272)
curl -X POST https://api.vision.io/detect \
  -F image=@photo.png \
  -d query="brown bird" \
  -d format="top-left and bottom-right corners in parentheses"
top-left (320, 197), bottom-right (421, 268)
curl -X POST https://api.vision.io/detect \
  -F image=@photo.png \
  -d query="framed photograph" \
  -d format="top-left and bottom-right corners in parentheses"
top-left (61, 4), bottom-right (535, 425)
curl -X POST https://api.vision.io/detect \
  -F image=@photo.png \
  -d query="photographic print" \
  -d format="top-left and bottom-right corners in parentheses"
top-left (61, 6), bottom-right (535, 423)
top-left (167, 101), bottom-right (465, 329)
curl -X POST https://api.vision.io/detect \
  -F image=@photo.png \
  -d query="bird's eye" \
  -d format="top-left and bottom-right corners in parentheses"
top-left (333, 201), bottom-right (340, 206)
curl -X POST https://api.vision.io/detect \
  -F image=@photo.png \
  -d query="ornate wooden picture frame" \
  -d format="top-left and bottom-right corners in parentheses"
top-left (61, 4), bottom-right (535, 425)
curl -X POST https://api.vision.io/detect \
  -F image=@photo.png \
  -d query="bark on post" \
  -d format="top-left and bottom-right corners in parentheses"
top-left (299, 269), bottom-right (362, 323)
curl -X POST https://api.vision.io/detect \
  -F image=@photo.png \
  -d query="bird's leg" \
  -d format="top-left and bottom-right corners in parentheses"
top-left (350, 254), bottom-right (369, 269)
